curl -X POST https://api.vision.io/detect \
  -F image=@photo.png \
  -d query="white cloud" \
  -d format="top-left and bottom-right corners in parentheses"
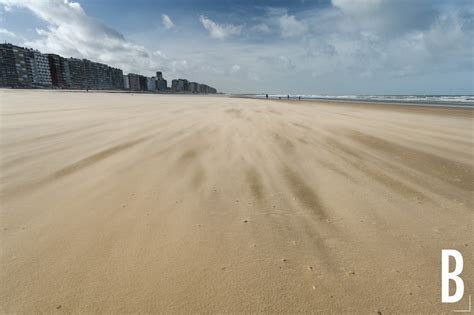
top-left (332, 0), bottom-right (382, 15)
top-left (251, 23), bottom-right (271, 34)
top-left (0, 0), bottom-right (471, 94)
top-left (199, 15), bottom-right (242, 40)
top-left (153, 50), bottom-right (168, 59)
top-left (331, 0), bottom-right (438, 35)
top-left (0, 0), bottom-right (187, 77)
top-left (260, 55), bottom-right (295, 70)
top-left (162, 14), bottom-right (175, 29)
top-left (0, 27), bottom-right (15, 37)
top-left (278, 14), bottom-right (307, 37)
top-left (248, 72), bottom-right (260, 81)
top-left (265, 7), bottom-right (288, 17)
top-left (230, 64), bottom-right (241, 74)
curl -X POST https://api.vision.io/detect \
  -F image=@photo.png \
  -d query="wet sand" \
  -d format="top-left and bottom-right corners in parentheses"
top-left (1, 90), bottom-right (472, 313)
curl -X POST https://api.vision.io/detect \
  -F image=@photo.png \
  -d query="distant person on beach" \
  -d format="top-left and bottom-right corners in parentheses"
top-left (266, 94), bottom-right (268, 99)
top-left (298, 96), bottom-right (301, 100)
top-left (287, 95), bottom-right (290, 99)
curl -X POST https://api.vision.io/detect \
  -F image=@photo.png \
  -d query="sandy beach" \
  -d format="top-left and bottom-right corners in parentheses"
top-left (0, 89), bottom-right (472, 313)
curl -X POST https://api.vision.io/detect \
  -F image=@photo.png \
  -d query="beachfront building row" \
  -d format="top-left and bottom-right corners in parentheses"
top-left (0, 43), bottom-right (218, 93)
top-left (171, 78), bottom-right (217, 94)
top-left (0, 43), bottom-right (52, 88)
top-left (0, 43), bottom-right (123, 90)
top-left (49, 55), bottom-right (124, 90)
top-left (123, 71), bottom-right (168, 92)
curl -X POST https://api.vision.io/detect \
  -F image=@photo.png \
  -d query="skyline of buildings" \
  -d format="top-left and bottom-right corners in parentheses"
top-left (0, 43), bottom-right (217, 94)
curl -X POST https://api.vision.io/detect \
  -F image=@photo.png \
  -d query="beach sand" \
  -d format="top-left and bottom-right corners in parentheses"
top-left (1, 90), bottom-right (472, 313)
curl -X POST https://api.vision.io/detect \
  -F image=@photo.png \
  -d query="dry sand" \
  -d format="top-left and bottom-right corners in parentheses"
top-left (0, 89), bottom-right (472, 313)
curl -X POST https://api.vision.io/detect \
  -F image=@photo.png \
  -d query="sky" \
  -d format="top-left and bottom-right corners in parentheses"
top-left (0, 0), bottom-right (473, 94)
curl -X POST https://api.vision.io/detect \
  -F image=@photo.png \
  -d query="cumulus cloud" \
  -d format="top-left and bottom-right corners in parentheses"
top-left (248, 72), bottom-right (260, 81)
top-left (0, 0), bottom-right (472, 94)
top-left (161, 14), bottom-right (175, 29)
top-left (278, 14), bottom-right (307, 37)
top-left (199, 15), bottom-right (242, 40)
top-left (332, 0), bottom-right (438, 35)
top-left (230, 64), bottom-right (241, 74)
top-left (260, 55), bottom-right (295, 70)
top-left (251, 23), bottom-right (271, 34)
top-left (0, 27), bottom-right (15, 37)
top-left (0, 0), bottom-right (189, 77)
top-left (332, 0), bottom-right (383, 15)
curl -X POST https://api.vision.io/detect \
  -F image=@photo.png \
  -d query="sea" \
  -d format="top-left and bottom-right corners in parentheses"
top-left (244, 94), bottom-right (474, 109)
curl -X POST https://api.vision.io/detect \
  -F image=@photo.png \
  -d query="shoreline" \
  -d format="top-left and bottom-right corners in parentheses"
top-left (2, 88), bottom-right (472, 108)
top-left (235, 94), bottom-right (474, 109)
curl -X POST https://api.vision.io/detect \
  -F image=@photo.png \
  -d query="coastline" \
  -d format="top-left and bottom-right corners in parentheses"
top-left (235, 94), bottom-right (474, 109)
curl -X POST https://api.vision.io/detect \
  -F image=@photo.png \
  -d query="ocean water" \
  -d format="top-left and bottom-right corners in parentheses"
top-left (248, 94), bottom-right (474, 108)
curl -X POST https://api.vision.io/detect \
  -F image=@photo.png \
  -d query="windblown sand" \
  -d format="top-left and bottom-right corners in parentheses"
top-left (1, 90), bottom-right (472, 313)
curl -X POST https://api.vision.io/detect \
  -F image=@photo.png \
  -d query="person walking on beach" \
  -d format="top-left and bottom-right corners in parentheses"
top-left (266, 94), bottom-right (268, 99)
top-left (287, 95), bottom-right (290, 100)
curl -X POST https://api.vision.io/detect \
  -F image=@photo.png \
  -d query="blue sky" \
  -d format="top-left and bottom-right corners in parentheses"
top-left (0, 0), bottom-right (473, 94)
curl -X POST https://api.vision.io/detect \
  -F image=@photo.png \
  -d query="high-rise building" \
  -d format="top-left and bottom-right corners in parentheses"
top-left (110, 68), bottom-right (124, 90)
top-left (0, 43), bottom-right (19, 87)
top-left (156, 79), bottom-right (167, 91)
top-left (197, 83), bottom-right (217, 94)
top-left (83, 59), bottom-right (99, 89)
top-left (0, 44), bottom-right (34, 87)
top-left (48, 54), bottom-right (70, 88)
top-left (96, 62), bottom-right (110, 89)
top-left (13, 45), bottom-right (32, 87)
top-left (139, 75), bottom-right (147, 91)
top-left (188, 82), bottom-right (199, 93)
top-left (156, 71), bottom-right (167, 91)
top-left (171, 78), bottom-right (188, 92)
top-left (147, 77), bottom-right (157, 91)
top-left (171, 79), bottom-right (178, 91)
top-left (128, 73), bottom-right (141, 91)
top-left (67, 58), bottom-right (87, 89)
top-left (28, 49), bottom-right (52, 87)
